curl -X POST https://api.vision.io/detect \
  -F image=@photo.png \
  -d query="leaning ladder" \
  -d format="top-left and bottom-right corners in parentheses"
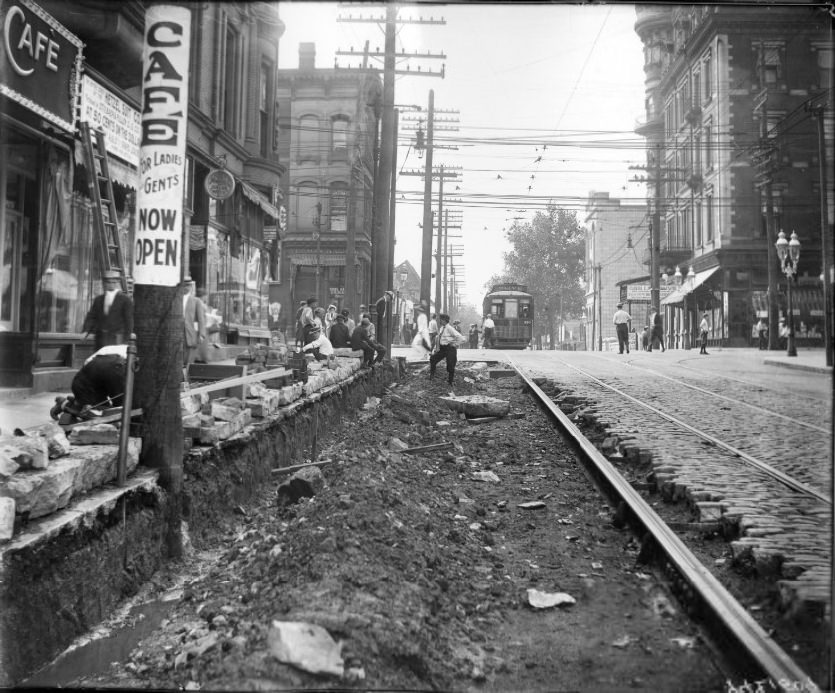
top-left (79, 121), bottom-right (128, 294)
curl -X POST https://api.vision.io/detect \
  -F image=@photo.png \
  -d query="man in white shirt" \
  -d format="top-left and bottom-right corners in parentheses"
top-left (612, 303), bottom-right (632, 354)
top-left (699, 312), bottom-right (710, 355)
top-left (302, 325), bottom-right (335, 361)
top-left (481, 314), bottom-right (495, 348)
top-left (429, 313), bottom-right (467, 386)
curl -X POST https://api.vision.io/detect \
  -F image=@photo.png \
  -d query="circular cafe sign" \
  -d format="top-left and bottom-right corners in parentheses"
top-left (204, 168), bottom-right (236, 200)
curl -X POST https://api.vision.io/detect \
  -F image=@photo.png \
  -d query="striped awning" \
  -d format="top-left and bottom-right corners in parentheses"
top-left (240, 181), bottom-right (280, 219)
top-left (660, 267), bottom-right (720, 305)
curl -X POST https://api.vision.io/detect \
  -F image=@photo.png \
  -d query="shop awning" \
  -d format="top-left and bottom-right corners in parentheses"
top-left (239, 180), bottom-right (280, 219)
top-left (660, 266), bottom-right (720, 306)
top-left (74, 141), bottom-right (138, 190)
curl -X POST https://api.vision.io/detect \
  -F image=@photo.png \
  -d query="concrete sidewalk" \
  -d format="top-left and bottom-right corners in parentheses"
top-left (761, 347), bottom-right (832, 374)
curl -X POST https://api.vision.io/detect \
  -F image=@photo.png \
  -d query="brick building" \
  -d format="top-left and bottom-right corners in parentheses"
top-left (275, 43), bottom-right (381, 331)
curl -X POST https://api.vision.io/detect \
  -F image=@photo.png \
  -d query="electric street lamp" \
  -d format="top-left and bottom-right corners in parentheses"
top-left (775, 229), bottom-right (801, 357)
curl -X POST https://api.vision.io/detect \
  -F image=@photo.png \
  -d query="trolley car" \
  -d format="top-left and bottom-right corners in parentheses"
top-left (482, 283), bottom-right (533, 349)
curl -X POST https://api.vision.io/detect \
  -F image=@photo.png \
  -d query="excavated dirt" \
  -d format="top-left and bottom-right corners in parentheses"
top-left (54, 363), bottom-right (730, 691)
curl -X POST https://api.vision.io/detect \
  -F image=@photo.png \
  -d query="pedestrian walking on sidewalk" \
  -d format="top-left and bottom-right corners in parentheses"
top-left (429, 314), bottom-right (467, 385)
top-left (756, 318), bottom-right (767, 350)
top-left (649, 311), bottom-right (666, 352)
top-left (613, 303), bottom-right (631, 354)
top-left (699, 313), bottom-right (710, 354)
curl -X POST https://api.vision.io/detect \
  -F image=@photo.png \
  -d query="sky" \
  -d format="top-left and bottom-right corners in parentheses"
top-left (277, 1), bottom-right (647, 307)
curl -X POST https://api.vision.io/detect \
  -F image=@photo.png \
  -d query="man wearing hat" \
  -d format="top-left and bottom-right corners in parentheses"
top-left (351, 316), bottom-right (386, 366)
top-left (340, 308), bottom-right (355, 336)
top-left (300, 296), bottom-right (319, 345)
top-left (82, 270), bottom-right (133, 352)
top-left (329, 312), bottom-right (352, 348)
top-left (698, 312), bottom-right (710, 355)
top-left (612, 302), bottom-right (632, 354)
top-left (302, 323), bottom-right (335, 361)
top-left (183, 277), bottom-right (207, 366)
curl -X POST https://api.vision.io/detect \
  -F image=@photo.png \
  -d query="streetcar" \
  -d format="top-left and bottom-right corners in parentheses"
top-left (482, 283), bottom-right (533, 349)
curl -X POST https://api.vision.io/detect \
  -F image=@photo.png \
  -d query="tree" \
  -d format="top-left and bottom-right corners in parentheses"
top-left (486, 204), bottom-right (585, 348)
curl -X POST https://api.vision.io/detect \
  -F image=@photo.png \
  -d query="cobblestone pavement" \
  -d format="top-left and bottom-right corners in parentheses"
top-left (508, 348), bottom-right (832, 615)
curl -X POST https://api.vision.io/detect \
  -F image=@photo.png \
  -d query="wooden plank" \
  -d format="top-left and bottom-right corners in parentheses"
top-left (270, 459), bottom-right (335, 476)
top-left (182, 365), bottom-right (293, 399)
top-left (61, 408), bottom-right (143, 431)
top-left (186, 363), bottom-right (247, 400)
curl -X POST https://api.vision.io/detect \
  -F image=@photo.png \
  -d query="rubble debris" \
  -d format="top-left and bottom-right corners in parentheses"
top-left (526, 588), bottom-right (576, 609)
top-left (0, 496), bottom-right (14, 541)
top-left (20, 423), bottom-right (71, 459)
top-left (268, 620), bottom-right (344, 677)
top-left (402, 442), bottom-right (453, 455)
top-left (276, 465), bottom-right (326, 505)
top-left (517, 501), bottom-right (546, 510)
top-left (68, 422), bottom-right (120, 446)
top-left (439, 395), bottom-right (510, 418)
top-left (0, 435), bottom-right (49, 470)
top-left (472, 471), bottom-right (500, 483)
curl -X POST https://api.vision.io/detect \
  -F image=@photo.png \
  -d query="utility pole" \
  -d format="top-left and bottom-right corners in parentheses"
top-left (807, 100), bottom-right (833, 368)
top-left (420, 90), bottom-right (435, 307)
top-left (336, 5), bottom-right (446, 323)
top-left (134, 2), bottom-right (191, 558)
top-left (370, 4), bottom-right (396, 331)
top-left (402, 96), bottom-right (459, 308)
top-left (385, 108), bottom-right (399, 350)
top-left (753, 84), bottom-right (780, 350)
top-left (435, 165), bottom-right (444, 311)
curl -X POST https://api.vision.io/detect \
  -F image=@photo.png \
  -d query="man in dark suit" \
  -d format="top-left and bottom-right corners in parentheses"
top-left (183, 278), bottom-right (207, 367)
top-left (350, 317), bottom-right (385, 366)
top-left (82, 270), bottom-right (133, 351)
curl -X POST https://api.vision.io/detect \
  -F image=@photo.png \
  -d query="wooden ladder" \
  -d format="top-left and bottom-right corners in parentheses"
top-left (79, 121), bottom-right (129, 294)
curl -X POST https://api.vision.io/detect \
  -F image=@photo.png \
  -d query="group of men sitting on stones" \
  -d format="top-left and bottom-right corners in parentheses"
top-left (295, 296), bottom-right (386, 368)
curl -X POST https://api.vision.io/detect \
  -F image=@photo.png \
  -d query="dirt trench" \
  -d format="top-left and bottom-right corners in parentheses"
top-left (60, 364), bottom-right (727, 692)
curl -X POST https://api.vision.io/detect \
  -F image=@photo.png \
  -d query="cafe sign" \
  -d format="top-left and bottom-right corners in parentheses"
top-left (0, 0), bottom-right (82, 132)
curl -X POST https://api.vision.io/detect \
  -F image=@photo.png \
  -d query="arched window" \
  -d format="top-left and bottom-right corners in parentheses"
top-left (296, 181), bottom-right (319, 231)
top-left (332, 117), bottom-right (349, 160)
top-left (297, 115), bottom-right (319, 162)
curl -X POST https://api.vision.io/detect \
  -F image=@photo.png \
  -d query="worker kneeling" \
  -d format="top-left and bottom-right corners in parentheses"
top-left (50, 345), bottom-right (130, 423)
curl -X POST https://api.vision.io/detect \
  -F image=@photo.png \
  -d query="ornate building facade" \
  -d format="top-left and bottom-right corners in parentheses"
top-left (634, 4), bottom-right (832, 349)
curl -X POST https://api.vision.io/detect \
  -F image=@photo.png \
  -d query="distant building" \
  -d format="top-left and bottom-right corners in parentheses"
top-left (582, 192), bottom-right (646, 350)
top-left (275, 43), bottom-right (381, 332)
top-left (634, 5), bottom-right (832, 349)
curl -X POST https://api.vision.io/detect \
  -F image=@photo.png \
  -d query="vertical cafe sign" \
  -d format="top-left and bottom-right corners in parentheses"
top-left (134, 4), bottom-right (190, 286)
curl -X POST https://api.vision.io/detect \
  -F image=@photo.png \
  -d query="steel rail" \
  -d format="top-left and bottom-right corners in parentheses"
top-left (621, 360), bottom-right (830, 434)
top-left (507, 356), bottom-right (820, 691)
top-left (553, 358), bottom-right (831, 505)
